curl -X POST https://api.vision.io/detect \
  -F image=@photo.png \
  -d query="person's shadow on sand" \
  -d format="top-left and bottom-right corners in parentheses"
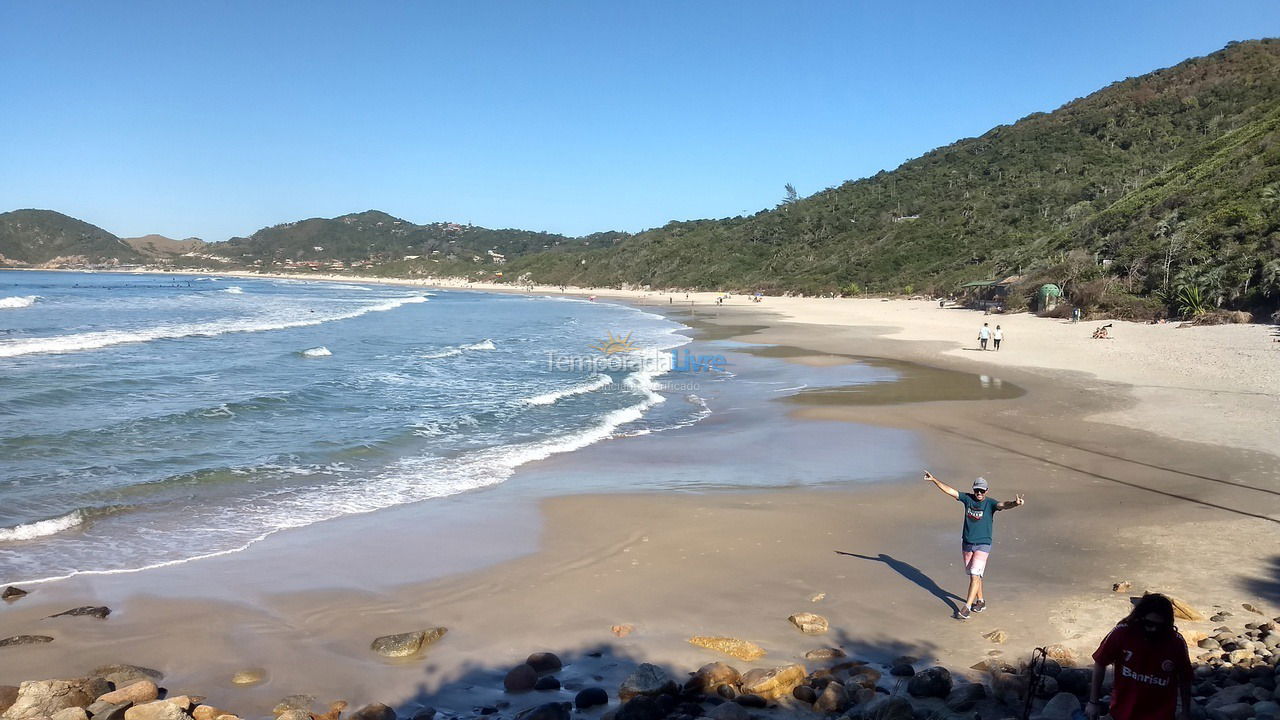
top-left (836, 551), bottom-right (962, 614)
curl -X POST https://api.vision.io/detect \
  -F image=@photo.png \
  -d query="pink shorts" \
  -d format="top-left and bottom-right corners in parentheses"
top-left (962, 543), bottom-right (991, 577)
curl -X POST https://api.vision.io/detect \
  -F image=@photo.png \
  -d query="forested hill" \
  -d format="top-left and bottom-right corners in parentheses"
top-left (0, 210), bottom-right (142, 265)
top-left (503, 39), bottom-right (1280, 315)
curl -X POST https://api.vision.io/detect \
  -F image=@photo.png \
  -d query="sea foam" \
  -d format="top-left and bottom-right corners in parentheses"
top-left (524, 374), bottom-right (613, 406)
top-left (0, 510), bottom-right (84, 542)
top-left (301, 346), bottom-right (332, 357)
top-left (0, 295), bottom-right (38, 309)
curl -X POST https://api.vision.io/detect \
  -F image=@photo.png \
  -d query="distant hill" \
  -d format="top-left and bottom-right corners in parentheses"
top-left (0, 209), bottom-right (142, 266)
top-left (503, 39), bottom-right (1280, 316)
top-left (122, 234), bottom-right (207, 257)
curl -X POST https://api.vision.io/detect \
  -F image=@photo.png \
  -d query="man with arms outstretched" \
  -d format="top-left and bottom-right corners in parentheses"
top-left (924, 471), bottom-right (1024, 619)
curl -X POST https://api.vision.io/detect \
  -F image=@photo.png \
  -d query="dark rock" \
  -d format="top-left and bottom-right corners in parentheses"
top-left (0, 635), bottom-right (54, 647)
top-left (1, 587), bottom-right (27, 602)
top-left (370, 628), bottom-right (447, 658)
top-left (526, 653), bottom-right (563, 675)
top-left (48, 606), bottom-right (111, 620)
top-left (888, 663), bottom-right (914, 677)
top-left (87, 701), bottom-right (132, 720)
top-left (857, 696), bottom-right (912, 720)
top-left (350, 703), bottom-right (396, 720)
top-left (411, 708), bottom-right (436, 720)
top-left (91, 665), bottom-right (165, 688)
top-left (715, 685), bottom-right (736, 700)
top-left (705, 703), bottom-right (748, 720)
top-left (945, 683), bottom-right (987, 712)
top-left (505, 664), bottom-right (539, 693)
top-left (813, 681), bottom-right (847, 714)
top-left (653, 695), bottom-right (678, 716)
top-left (1057, 667), bottom-right (1092, 696)
top-left (792, 686), bottom-right (817, 704)
top-left (688, 663), bottom-right (740, 694)
top-left (1035, 675), bottom-right (1061, 698)
top-left (804, 648), bottom-right (846, 661)
top-left (906, 666), bottom-right (952, 698)
top-left (616, 696), bottom-right (664, 720)
top-left (0, 686), bottom-right (18, 715)
top-left (534, 676), bottom-right (561, 692)
top-left (675, 702), bottom-right (703, 718)
top-left (473, 708), bottom-right (497, 716)
top-left (731, 694), bottom-right (766, 709)
top-left (574, 688), bottom-right (608, 710)
top-left (619, 664), bottom-right (675, 701)
top-left (514, 702), bottom-right (570, 720)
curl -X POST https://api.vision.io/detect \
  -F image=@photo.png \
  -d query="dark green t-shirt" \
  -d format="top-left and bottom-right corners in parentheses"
top-left (957, 493), bottom-right (999, 545)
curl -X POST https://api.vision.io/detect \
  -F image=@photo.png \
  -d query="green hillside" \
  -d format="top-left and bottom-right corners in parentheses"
top-left (0, 209), bottom-right (141, 265)
top-left (502, 39), bottom-right (1280, 316)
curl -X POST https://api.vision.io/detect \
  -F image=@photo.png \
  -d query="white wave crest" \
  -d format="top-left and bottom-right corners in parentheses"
top-left (0, 295), bottom-right (38, 309)
top-left (222, 286), bottom-right (244, 294)
top-left (301, 346), bottom-right (332, 357)
top-left (422, 339), bottom-right (495, 359)
top-left (462, 339), bottom-right (496, 351)
top-left (524, 374), bottom-right (613, 406)
top-left (421, 348), bottom-right (464, 359)
top-left (0, 295), bottom-right (428, 358)
top-left (0, 511), bottom-right (84, 542)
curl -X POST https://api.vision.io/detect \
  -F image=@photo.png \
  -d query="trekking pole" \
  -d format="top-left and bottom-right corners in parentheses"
top-left (1021, 646), bottom-right (1048, 720)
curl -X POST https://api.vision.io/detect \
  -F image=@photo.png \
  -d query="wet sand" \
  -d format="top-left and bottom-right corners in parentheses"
top-left (2, 296), bottom-right (1278, 717)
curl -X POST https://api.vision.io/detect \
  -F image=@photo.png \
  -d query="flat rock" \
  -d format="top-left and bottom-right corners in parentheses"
top-left (349, 704), bottom-right (396, 720)
top-left (611, 625), bottom-right (634, 638)
top-left (1, 588), bottom-right (27, 602)
top-left (90, 667), bottom-right (164, 688)
top-left (276, 711), bottom-right (311, 720)
top-left (1138, 592), bottom-right (1204, 622)
top-left (687, 637), bottom-right (766, 662)
top-left (526, 652), bottom-right (562, 675)
top-left (97, 681), bottom-right (158, 706)
top-left (123, 701), bottom-right (187, 720)
top-left (906, 666), bottom-right (952, 698)
top-left (86, 701), bottom-right (130, 720)
top-left (983, 629), bottom-right (1008, 644)
top-left (0, 636), bottom-right (54, 648)
top-left (193, 706), bottom-right (230, 720)
top-left (1039, 692), bottom-right (1082, 720)
top-left (619, 664), bottom-right (675, 701)
top-left (738, 664), bottom-right (806, 701)
top-left (229, 669), bottom-right (265, 687)
top-left (370, 628), bottom-right (447, 658)
top-left (1244, 603), bottom-right (1264, 615)
top-left (272, 696), bottom-right (316, 715)
top-left (706, 703), bottom-right (748, 720)
top-left (48, 607), bottom-right (110, 620)
top-left (787, 613), bottom-right (829, 635)
top-left (804, 648), bottom-right (846, 661)
top-left (2, 678), bottom-right (111, 719)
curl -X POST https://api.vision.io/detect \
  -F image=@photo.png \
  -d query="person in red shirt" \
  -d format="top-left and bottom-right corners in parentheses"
top-left (1088, 593), bottom-right (1193, 720)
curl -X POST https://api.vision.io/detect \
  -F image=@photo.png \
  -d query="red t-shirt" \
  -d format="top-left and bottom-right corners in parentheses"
top-left (1092, 622), bottom-right (1192, 720)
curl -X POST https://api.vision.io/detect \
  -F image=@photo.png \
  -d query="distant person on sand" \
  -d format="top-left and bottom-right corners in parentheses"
top-left (1087, 593), bottom-right (1192, 720)
top-left (923, 472), bottom-right (1024, 620)
top-left (978, 323), bottom-right (991, 350)
top-left (993, 325), bottom-right (1003, 351)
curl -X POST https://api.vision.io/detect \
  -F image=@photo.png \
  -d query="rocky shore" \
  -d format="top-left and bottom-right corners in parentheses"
top-left (3, 586), bottom-right (1278, 720)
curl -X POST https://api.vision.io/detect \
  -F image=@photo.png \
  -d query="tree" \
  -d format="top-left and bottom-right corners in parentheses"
top-left (782, 183), bottom-right (799, 206)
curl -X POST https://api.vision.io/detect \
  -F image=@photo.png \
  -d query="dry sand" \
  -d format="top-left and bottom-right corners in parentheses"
top-left (3, 270), bottom-right (1277, 716)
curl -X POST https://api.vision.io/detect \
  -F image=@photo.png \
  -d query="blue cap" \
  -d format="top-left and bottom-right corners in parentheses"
top-left (972, 477), bottom-right (989, 491)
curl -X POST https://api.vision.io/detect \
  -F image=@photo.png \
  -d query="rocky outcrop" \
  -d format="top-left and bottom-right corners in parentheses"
top-left (2, 677), bottom-right (110, 719)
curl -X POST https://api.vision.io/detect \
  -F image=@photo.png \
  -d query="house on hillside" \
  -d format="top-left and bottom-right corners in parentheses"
top-left (959, 275), bottom-right (1021, 310)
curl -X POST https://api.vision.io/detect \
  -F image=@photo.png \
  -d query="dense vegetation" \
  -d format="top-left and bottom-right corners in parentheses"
top-left (0, 210), bottom-right (141, 265)
top-left (3, 40), bottom-right (1278, 319)
top-left (501, 39), bottom-right (1280, 318)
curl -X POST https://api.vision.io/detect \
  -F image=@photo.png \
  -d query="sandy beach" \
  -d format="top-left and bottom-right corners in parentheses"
top-left (2, 271), bottom-right (1278, 717)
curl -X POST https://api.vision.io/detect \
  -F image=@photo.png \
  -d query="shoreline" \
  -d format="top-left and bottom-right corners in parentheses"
top-left (1, 269), bottom-right (1277, 717)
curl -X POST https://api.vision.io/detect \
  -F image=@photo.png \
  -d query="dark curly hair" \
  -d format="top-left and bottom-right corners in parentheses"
top-left (1126, 593), bottom-right (1177, 635)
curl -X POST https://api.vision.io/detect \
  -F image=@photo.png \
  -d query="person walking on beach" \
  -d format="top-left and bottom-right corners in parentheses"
top-left (993, 325), bottom-right (1003, 351)
top-left (978, 323), bottom-right (991, 350)
top-left (923, 471), bottom-right (1024, 619)
top-left (1087, 593), bottom-right (1192, 720)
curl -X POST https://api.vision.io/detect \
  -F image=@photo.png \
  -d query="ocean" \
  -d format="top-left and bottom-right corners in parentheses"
top-left (0, 270), bottom-right (706, 584)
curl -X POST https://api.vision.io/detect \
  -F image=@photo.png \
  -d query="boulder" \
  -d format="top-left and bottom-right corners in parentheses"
top-left (791, 686), bottom-right (817, 704)
top-left (573, 689), bottom-right (608, 710)
top-left (349, 704), bottom-right (396, 720)
top-left (229, 670), bottom-right (265, 687)
top-left (275, 711), bottom-right (310, 720)
top-left (161, 697), bottom-right (196, 712)
top-left (272, 696), bottom-right (316, 716)
top-left (0, 687), bottom-right (18, 716)
top-left (738, 665), bottom-right (806, 701)
top-left (731, 694), bottom-right (766, 708)
top-left (193, 706), bottom-right (230, 720)
top-left (1056, 667), bottom-right (1092, 696)
top-left (888, 664), bottom-right (913, 677)
top-left (687, 637), bottom-right (765, 662)
top-left (1037, 692), bottom-right (1081, 720)
top-left (316, 701), bottom-right (348, 720)
top-left (813, 681), bottom-right (847, 714)
top-left (945, 683), bottom-right (986, 712)
top-left (1140, 593), bottom-right (1204, 622)
top-left (0, 636), bottom-right (54, 647)
top-left (89, 668), bottom-right (163, 689)
top-left (787, 613), bottom-right (829, 635)
top-left (87, 702), bottom-right (130, 720)
top-left (370, 628), bottom-right (447, 658)
top-left (615, 696), bottom-right (663, 720)
top-left (514, 703), bottom-right (570, 720)
top-left (1, 588), bottom-right (28, 602)
top-left (51, 708), bottom-right (88, 720)
top-left (48, 607), bottom-right (110, 620)
top-left (906, 667), bottom-right (952, 698)
top-left (619, 664), bottom-right (675, 701)
top-left (705, 703), bottom-right (748, 720)
top-left (504, 664), bottom-right (539, 693)
top-left (123, 701), bottom-right (187, 720)
top-left (1208, 703), bottom-right (1256, 720)
top-left (526, 653), bottom-right (562, 675)
top-left (689, 663), bottom-right (740, 693)
top-left (2, 678), bottom-right (111, 719)
top-left (1207, 685), bottom-right (1259, 709)
top-left (533, 677), bottom-right (561, 692)
top-left (96, 682), bottom-right (159, 706)
top-left (856, 696), bottom-right (913, 720)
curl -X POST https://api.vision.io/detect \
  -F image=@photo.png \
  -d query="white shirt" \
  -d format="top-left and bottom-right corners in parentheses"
top-left (978, 327), bottom-right (991, 339)
top-left (993, 329), bottom-right (1003, 340)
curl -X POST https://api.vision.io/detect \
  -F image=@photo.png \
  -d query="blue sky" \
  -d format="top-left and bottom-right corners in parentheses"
top-left (2, 1), bottom-right (1278, 241)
